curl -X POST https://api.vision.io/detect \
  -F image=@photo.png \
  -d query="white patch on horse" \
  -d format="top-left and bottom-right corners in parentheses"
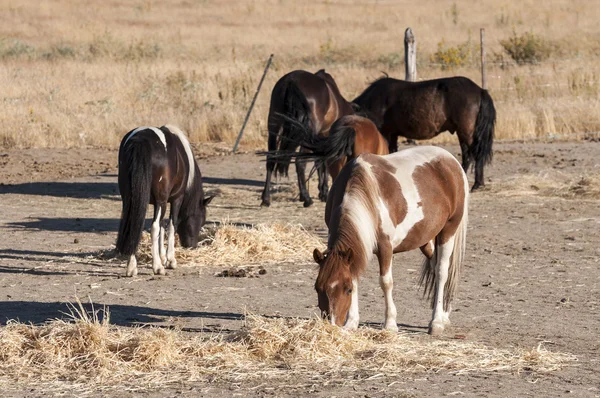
top-left (164, 124), bottom-right (195, 190)
top-left (329, 281), bottom-right (339, 289)
top-left (159, 176), bottom-right (162, 182)
top-left (124, 126), bottom-right (167, 150)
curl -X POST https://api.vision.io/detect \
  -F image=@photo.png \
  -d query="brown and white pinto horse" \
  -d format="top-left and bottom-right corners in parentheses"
top-left (261, 69), bottom-right (354, 207)
top-left (313, 146), bottom-right (469, 335)
top-left (116, 125), bottom-right (213, 277)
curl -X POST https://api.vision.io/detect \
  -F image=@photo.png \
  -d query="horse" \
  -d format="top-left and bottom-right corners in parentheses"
top-left (116, 125), bottom-right (213, 277)
top-left (312, 146), bottom-right (469, 335)
top-left (260, 69), bottom-right (355, 208)
top-left (266, 114), bottom-right (389, 182)
top-left (353, 76), bottom-right (496, 191)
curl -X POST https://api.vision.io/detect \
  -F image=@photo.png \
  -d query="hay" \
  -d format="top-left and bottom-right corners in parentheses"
top-left (490, 172), bottom-right (600, 199)
top-left (0, 303), bottom-right (575, 393)
top-left (101, 222), bottom-right (324, 267)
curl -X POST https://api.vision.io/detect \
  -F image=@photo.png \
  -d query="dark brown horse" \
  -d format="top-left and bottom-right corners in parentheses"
top-left (261, 69), bottom-right (354, 207)
top-left (353, 76), bottom-right (496, 191)
top-left (116, 125), bottom-right (213, 277)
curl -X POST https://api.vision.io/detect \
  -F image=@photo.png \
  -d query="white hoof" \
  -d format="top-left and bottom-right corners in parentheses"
top-left (153, 266), bottom-right (166, 276)
top-left (428, 322), bottom-right (445, 336)
top-left (166, 258), bottom-right (177, 269)
top-left (126, 267), bottom-right (138, 277)
top-left (384, 321), bottom-right (399, 332)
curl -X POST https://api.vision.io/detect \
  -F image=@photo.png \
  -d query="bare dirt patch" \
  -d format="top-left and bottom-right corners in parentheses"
top-left (0, 142), bottom-right (599, 397)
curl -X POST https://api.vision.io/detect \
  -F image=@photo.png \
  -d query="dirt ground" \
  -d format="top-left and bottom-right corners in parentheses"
top-left (0, 142), bottom-right (599, 397)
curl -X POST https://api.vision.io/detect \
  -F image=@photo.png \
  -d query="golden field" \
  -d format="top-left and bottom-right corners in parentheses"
top-left (0, 0), bottom-right (599, 150)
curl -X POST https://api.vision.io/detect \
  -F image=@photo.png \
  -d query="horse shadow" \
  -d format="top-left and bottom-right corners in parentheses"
top-left (6, 217), bottom-right (120, 233)
top-left (0, 181), bottom-right (119, 200)
top-left (0, 300), bottom-right (244, 332)
top-left (203, 176), bottom-right (264, 187)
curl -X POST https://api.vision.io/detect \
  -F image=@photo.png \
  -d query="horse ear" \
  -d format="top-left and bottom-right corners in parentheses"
top-left (313, 248), bottom-right (325, 265)
top-left (203, 195), bottom-right (215, 206)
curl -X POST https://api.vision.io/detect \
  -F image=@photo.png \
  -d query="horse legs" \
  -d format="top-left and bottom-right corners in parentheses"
top-left (159, 219), bottom-right (167, 266)
top-left (165, 199), bottom-right (182, 269)
top-left (472, 157), bottom-right (485, 191)
top-left (126, 255), bottom-right (138, 277)
top-left (317, 162), bottom-right (328, 202)
top-left (260, 156), bottom-right (275, 207)
top-left (296, 158), bottom-right (313, 207)
top-left (343, 279), bottom-right (359, 330)
top-left (429, 236), bottom-right (455, 336)
top-left (151, 204), bottom-right (166, 275)
top-left (459, 140), bottom-right (472, 173)
top-left (377, 243), bottom-right (398, 331)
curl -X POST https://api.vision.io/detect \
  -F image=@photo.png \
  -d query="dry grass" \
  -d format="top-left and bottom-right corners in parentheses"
top-left (1, 0), bottom-right (600, 149)
top-left (0, 302), bottom-right (575, 393)
top-left (489, 171), bottom-right (600, 199)
top-left (102, 222), bottom-right (325, 267)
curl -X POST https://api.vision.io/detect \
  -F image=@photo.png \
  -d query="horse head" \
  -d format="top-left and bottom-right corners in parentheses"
top-left (177, 195), bottom-right (214, 248)
top-left (313, 248), bottom-right (355, 326)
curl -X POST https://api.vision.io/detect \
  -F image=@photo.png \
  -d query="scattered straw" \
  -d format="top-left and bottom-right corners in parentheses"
top-left (100, 222), bottom-right (324, 267)
top-left (490, 172), bottom-right (600, 199)
top-left (0, 303), bottom-right (575, 393)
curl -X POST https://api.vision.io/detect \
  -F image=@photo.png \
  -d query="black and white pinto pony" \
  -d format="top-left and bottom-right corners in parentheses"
top-left (116, 125), bottom-right (213, 277)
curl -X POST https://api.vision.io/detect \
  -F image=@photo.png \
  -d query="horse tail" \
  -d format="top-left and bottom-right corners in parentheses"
top-left (420, 171), bottom-right (469, 311)
top-left (116, 139), bottom-right (152, 256)
top-left (304, 120), bottom-right (356, 167)
top-left (275, 80), bottom-right (312, 177)
top-left (470, 89), bottom-right (496, 169)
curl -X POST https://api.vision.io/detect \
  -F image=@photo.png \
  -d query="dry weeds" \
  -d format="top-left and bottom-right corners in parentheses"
top-left (489, 171), bottom-right (600, 199)
top-left (0, 301), bottom-right (575, 393)
top-left (1, 0), bottom-right (599, 149)
top-left (101, 222), bottom-right (325, 267)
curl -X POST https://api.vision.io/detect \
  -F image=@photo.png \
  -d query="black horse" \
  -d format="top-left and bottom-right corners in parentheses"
top-left (116, 125), bottom-right (213, 277)
top-left (353, 76), bottom-right (496, 191)
top-left (261, 69), bottom-right (354, 207)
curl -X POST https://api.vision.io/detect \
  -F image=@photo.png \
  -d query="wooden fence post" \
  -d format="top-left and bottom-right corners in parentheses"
top-left (404, 28), bottom-right (417, 82)
top-left (232, 54), bottom-right (274, 153)
top-left (480, 28), bottom-right (487, 89)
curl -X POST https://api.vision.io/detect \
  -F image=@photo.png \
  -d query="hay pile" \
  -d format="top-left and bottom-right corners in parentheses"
top-left (0, 304), bottom-right (574, 392)
top-left (492, 172), bottom-right (600, 199)
top-left (103, 222), bottom-right (324, 267)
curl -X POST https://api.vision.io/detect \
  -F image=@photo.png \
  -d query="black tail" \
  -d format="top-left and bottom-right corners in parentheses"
top-left (116, 140), bottom-right (152, 256)
top-left (470, 89), bottom-right (496, 168)
top-left (262, 116), bottom-right (356, 173)
top-left (274, 80), bottom-right (312, 177)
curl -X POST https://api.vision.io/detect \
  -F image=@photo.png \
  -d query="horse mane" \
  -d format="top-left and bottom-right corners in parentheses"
top-left (327, 159), bottom-right (379, 278)
top-left (163, 124), bottom-right (196, 190)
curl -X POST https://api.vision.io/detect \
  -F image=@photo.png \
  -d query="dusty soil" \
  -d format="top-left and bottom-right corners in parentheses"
top-left (0, 142), bottom-right (599, 397)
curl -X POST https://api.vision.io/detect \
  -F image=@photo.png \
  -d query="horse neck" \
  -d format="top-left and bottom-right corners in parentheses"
top-left (180, 167), bottom-right (202, 215)
top-left (327, 168), bottom-right (378, 276)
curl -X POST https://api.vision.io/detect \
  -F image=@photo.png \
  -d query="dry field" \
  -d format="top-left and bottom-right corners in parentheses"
top-left (1, 0), bottom-right (600, 149)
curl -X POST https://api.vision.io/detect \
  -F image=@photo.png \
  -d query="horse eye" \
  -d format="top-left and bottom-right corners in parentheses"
top-left (346, 288), bottom-right (353, 295)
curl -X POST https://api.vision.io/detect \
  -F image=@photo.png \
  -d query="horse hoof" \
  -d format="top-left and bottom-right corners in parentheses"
top-left (154, 267), bottom-right (166, 276)
top-left (428, 324), bottom-right (444, 336)
top-left (303, 198), bottom-right (314, 207)
top-left (318, 194), bottom-right (328, 202)
top-left (260, 200), bottom-right (271, 207)
top-left (384, 322), bottom-right (399, 332)
top-left (166, 260), bottom-right (177, 270)
top-left (125, 268), bottom-right (138, 277)
top-left (470, 183), bottom-right (484, 192)
top-left (343, 319), bottom-right (359, 330)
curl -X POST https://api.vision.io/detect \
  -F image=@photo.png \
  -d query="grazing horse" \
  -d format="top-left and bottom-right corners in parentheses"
top-left (353, 76), bottom-right (496, 191)
top-left (261, 69), bottom-right (354, 207)
top-left (313, 146), bottom-right (469, 335)
top-left (269, 114), bottom-right (389, 182)
top-left (116, 125), bottom-right (213, 277)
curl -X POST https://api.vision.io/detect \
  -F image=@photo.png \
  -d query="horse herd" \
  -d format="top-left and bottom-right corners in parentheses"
top-left (115, 69), bottom-right (496, 335)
